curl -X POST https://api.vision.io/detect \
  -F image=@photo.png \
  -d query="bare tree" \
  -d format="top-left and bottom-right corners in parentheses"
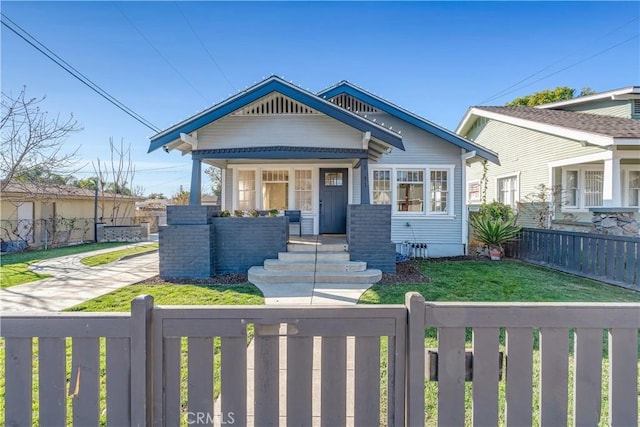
top-left (94, 138), bottom-right (140, 225)
top-left (1, 87), bottom-right (81, 191)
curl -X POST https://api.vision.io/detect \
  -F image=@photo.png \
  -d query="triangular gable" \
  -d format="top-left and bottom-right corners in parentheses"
top-left (318, 81), bottom-right (500, 164)
top-left (231, 92), bottom-right (320, 116)
top-left (148, 76), bottom-right (404, 153)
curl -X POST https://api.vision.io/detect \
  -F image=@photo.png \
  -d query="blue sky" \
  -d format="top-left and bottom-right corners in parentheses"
top-left (2, 1), bottom-right (639, 196)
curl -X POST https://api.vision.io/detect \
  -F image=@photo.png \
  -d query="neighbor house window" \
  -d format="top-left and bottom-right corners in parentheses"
top-left (238, 170), bottom-right (256, 210)
top-left (628, 170), bottom-right (640, 207)
top-left (372, 170), bottom-right (391, 205)
top-left (295, 170), bottom-right (312, 211)
top-left (497, 175), bottom-right (518, 208)
top-left (565, 170), bottom-right (579, 207)
top-left (467, 180), bottom-right (481, 203)
top-left (584, 170), bottom-right (603, 207)
top-left (397, 170), bottom-right (424, 212)
top-left (262, 170), bottom-right (289, 210)
top-left (429, 170), bottom-right (448, 213)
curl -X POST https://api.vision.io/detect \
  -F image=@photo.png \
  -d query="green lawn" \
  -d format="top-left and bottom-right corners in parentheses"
top-left (79, 243), bottom-right (158, 267)
top-left (360, 259), bottom-right (640, 304)
top-left (0, 242), bottom-right (129, 289)
top-left (361, 259), bottom-right (640, 426)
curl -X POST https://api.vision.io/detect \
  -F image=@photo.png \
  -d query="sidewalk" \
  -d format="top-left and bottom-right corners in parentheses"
top-left (0, 244), bottom-right (159, 312)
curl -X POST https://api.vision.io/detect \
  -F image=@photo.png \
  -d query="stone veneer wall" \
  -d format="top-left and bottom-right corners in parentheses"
top-left (97, 222), bottom-right (150, 242)
top-left (347, 204), bottom-right (396, 273)
top-left (591, 209), bottom-right (639, 237)
top-left (159, 205), bottom-right (287, 278)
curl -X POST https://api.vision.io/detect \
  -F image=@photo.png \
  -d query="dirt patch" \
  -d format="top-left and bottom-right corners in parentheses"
top-left (378, 261), bottom-right (429, 285)
top-left (138, 273), bottom-right (249, 286)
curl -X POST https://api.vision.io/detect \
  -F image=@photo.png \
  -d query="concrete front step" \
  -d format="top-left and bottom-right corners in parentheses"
top-left (278, 251), bottom-right (350, 262)
top-left (287, 243), bottom-right (348, 253)
top-left (248, 266), bottom-right (382, 286)
top-left (263, 259), bottom-right (367, 272)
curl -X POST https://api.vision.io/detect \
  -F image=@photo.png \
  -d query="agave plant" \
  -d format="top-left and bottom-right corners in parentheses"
top-left (470, 216), bottom-right (521, 257)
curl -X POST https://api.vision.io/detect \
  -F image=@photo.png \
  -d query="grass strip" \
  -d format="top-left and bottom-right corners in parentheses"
top-left (79, 243), bottom-right (158, 267)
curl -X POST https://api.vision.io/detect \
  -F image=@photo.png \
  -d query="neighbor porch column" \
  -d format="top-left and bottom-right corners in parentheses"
top-left (603, 150), bottom-right (621, 207)
top-left (360, 158), bottom-right (370, 204)
top-left (189, 158), bottom-right (202, 205)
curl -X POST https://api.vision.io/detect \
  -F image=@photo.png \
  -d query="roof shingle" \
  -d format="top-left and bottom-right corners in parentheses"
top-left (474, 106), bottom-right (640, 138)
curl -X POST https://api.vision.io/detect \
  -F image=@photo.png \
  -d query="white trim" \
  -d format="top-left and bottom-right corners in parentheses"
top-left (369, 164), bottom-right (456, 218)
top-left (466, 179), bottom-right (482, 204)
top-left (560, 166), bottom-right (605, 212)
top-left (624, 167), bottom-right (640, 207)
top-left (547, 151), bottom-right (611, 168)
top-left (494, 172), bottom-right (520, 209)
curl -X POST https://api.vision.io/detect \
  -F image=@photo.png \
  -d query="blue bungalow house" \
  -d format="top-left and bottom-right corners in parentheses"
top-left (149, 76), bottom-right (498, 278)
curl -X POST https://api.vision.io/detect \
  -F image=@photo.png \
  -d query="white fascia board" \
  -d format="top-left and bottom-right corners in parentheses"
top-left (537, 86), bottom-right (640, 109)
top-left (547, 151), bottom-right (611, 168)
top-left (471, 108), bottom-right (614, 146)
top-left (455, 108), bottom-right (476, 135)
top-left (613, 138), bottom-right (640, 146)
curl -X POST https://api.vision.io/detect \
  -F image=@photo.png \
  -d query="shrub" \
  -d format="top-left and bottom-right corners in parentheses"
top-left (478, 201), bottom-right (515, 222)
top-left (219, 210), bottom-right (231, 217)
top-left (233, 210), bottom-right (244, 217)
top-left (470, 216), bottom-right (521, 252)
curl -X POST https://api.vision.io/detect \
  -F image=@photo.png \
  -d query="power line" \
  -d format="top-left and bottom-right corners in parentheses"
top-left (1, 13), bottom-right (161, 132)
top-left (478, 17), bottom-right (640, 105)
top-left (173, 1), bottom-right (236, 92)
top-left (116, 5), bottom-right (210, 105)
top-left (480, 34), bottom-right (639, 105)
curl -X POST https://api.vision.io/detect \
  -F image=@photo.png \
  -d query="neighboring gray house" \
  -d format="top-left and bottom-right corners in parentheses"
top-left (148, 76), bottom-right (498, 262)
top-left (457, 86), bottom-right (640, 234)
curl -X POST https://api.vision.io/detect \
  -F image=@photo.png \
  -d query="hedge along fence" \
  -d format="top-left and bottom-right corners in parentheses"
top-left (513, 227), bottom-right (639, 290)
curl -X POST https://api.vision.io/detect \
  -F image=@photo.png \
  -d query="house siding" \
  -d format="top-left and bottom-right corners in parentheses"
top-left (554, 99), bottom-right (632, 118)
top-left (197, 114), bottom-right (364, 150)
top-left (366, 112), bottom-right (465, 257)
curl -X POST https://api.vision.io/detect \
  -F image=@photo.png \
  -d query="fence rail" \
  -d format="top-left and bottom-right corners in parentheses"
top-left (514, 227), bottom-right (640, 289)
top-left (2, 294), bottom-right (639, 426)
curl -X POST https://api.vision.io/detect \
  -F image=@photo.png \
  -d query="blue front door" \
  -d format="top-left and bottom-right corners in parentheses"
top-left (319, 168), bottom-right (348, 234)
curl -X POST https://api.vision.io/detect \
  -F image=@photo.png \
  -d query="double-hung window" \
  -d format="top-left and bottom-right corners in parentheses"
top-left (397, 170), bottom-right (424, 213)
top-left (467, 180), bottom-right (481, 203)
top-left (430, 170), bottom-right (448, 213)
top-left (562, 168), bottom-right (603, 210)
top-left (583, 170), bottom-right (603, 207)
top-left (628, 170), bottom-right (640, 207)
top-left (497, 175), bottom-right (518, 208)
top-left (238, 170), bottom-right (256, 210)
top-left (372, 170), bottom-right (391, 205)
top-left (294, 170), bottom-right (312, 211)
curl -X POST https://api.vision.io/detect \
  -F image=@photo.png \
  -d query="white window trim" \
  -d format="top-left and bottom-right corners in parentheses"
top-left (466, 179), bottom-right (481, 204)
top-left (369, 164), bottom-right (456, 218)
top-left (622, 165), bottom-right (640, 207)
top-left (494, 172), bottom-right (520, 209)
top-left (561, 166), bottom-right (604, 212)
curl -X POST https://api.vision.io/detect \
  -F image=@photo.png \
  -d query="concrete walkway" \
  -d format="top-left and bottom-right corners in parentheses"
top-left (0, 244), bottom-right (159, 312)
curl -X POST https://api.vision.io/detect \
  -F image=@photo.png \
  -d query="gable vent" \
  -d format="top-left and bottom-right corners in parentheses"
top-left (329, 94), bottom-right (379, 113)
top-left (233, 93), bottom-right (319, 116)
top-left (633, 99), bottom-right (640, 115)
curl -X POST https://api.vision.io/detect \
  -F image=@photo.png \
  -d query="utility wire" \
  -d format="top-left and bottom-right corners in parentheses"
top-left (479, 17), bottom-right (640, 105)
top-left (480, 34), bottom-right (638, 105)
top-left (174, 2), bottom-right (236, 92)
top-left (116, 5), bottom-right (210, 105)
top-left (1, 13), bottom-right (161, 132)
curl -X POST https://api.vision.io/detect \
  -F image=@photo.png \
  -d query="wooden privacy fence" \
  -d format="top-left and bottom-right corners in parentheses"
top-left (514, 227), bottom-right (640, 289)
top-left (2, 294), bottom-right (639, 426)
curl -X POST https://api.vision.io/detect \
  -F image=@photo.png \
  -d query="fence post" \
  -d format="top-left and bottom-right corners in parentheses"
top-left (130, 295), bottom-right (154, 427)
top-left (405, 292), bottom-right (425, 426)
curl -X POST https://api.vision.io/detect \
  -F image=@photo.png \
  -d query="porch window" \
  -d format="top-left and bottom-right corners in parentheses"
top-left (397, 170), bottom-right (424, 212)
top-left (628, 170), bottom-right (640, 207)
top-left (497, 175), bottom-right (518, 208)
top-left (295, 170), bottom-right (312, 211)
top-left (565, 170), bottom-right (579, 207)
top-left (238, 170), bottom-right (256, 210)
top-left (262, 170), bottom-right (289, 210)
top-left (372, 170), bottom-right (391, 205)
top-left (584, 171), bottom-right (603, 207)
top-left (429, 170), bottom-right (448, 213)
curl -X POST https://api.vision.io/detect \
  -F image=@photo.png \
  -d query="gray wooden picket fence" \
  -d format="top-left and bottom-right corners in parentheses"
top-left (514, 227), bottom-right (640, 289)
top-left (2, 293), bottom-right (639, 426)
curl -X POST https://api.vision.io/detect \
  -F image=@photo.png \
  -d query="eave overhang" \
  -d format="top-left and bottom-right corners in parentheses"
top-left (148, 77), bottom-right (404, 153)
top-left (318, 82), bottom-right (500, 164)
top-left (191, 146), bottom-right (369, 160)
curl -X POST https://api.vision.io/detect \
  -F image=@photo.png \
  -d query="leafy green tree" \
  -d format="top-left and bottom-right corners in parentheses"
top-left (506, 86), bottom-right (575, 106)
